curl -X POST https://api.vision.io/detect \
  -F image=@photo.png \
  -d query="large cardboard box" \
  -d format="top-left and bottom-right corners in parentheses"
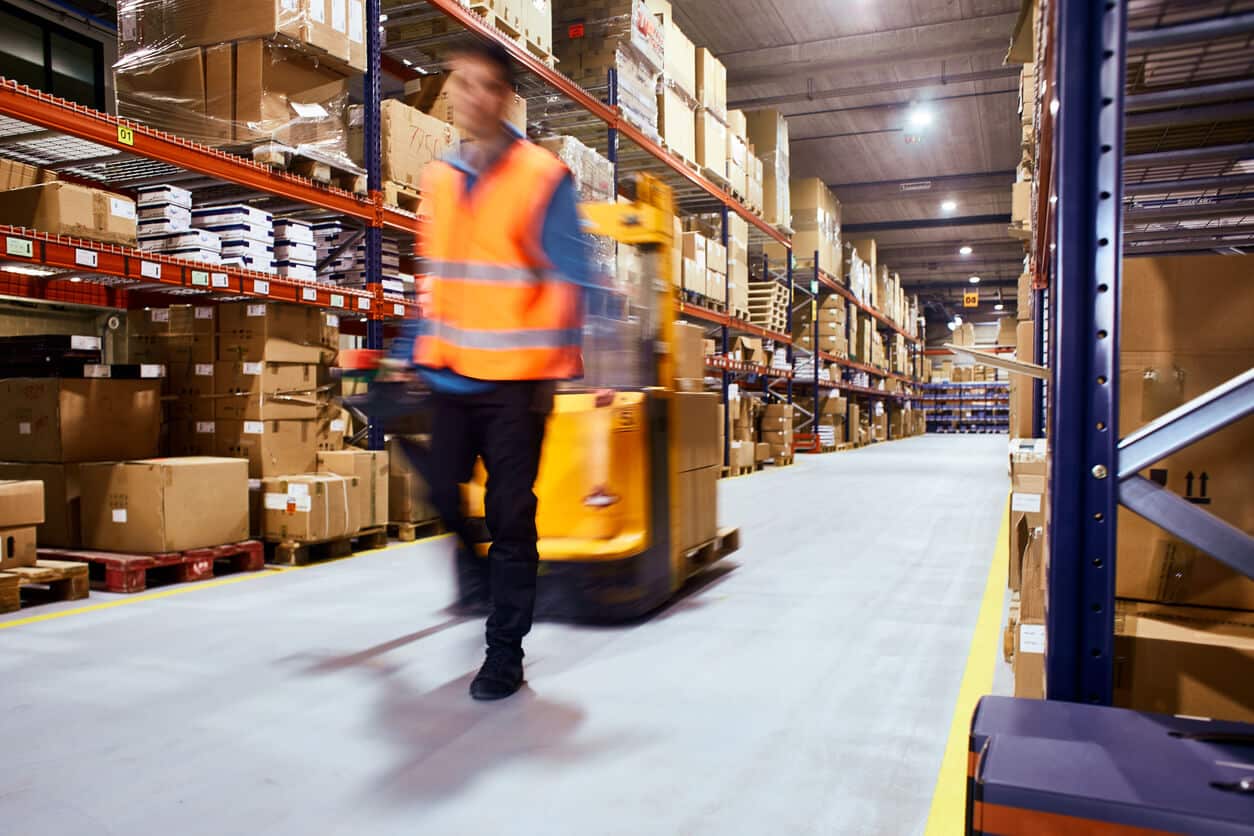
top-left (261, 473), bottom-right (353, 543)
top-left (1012, 619), bottom-right (1046, 699)
top-left (674, 392), bottom-right (720, 472)
top-left (353, 99), bottom-right (459, 189)
top-left (0, 463), bottom-right (81, 548)
top-left (744, 108), bottom-right (788, 155)
top-left (80, 457), bottom-right (249, 553)
top-left (0, 480), bottom-right (44, 529)
top-left (663, 22), bottom-right (695, 98)
top-left (233, 39), bottom-right (350, 147)
top-left (217, 302), bottom-right (330, 364)
top-left (0, 379), bottom-right (160, 463)
top-left (0, 158), bottom-right (56, 190)
top-left (0, 182), bottom-right (136, 246)
top-left (672, 320), bottom-right (706, 383)
top-left (677, 465), bottom-right (717, 550)
top-left (214, 361), bottom-right (325, 421)
top-left (695, 108), bottom-right (726, 173)
top-left (386, 437), bottom-right (437, 523)
top-left (695, 48), bottom-right (726, 119)
top-left (659, 86), bottom-right (695, 162)
top-left (216, 416), bottom-right (345, 477)
top-left (115, 46), bottom-right (213, 144)
top-left (1117, 255), bottom-right (1254, 611)
top-left (1113, 600), bottom-right (1254, 723)
top-left (317, 449), bottom-right (389, 530)
top-left (1017, 271), bottom-right (1033, 321)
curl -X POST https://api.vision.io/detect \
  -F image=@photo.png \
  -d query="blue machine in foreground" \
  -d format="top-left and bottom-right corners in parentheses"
top-left (966, 696), bottom-right (1254, 835)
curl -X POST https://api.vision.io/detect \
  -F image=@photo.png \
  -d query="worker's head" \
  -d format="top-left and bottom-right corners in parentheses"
top-left (447, 38), bottom-right (515, 142)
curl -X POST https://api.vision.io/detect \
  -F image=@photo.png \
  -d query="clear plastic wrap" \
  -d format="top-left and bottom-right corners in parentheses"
top-left (114, 0), bottom-right (362, 162)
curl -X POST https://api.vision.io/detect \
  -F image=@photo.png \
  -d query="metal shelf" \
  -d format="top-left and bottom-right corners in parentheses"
top-left (678, 299), bottom-right (791, 344)
top-left (816, 268), bottom-right (921, 345)
top-left (706, 354), bottom-right (795, 380)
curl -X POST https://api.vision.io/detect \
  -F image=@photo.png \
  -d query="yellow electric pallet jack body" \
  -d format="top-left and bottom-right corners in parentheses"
top-left (460, 175), bottom-right (738, 621)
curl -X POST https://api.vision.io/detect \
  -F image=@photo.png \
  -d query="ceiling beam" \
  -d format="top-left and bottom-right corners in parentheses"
top-left (831, 170), bottom-right (1016, 204)
top-left (876, 237), bottom-right (1023, 254)
top-left (728, 67), bottom-right (1021, 111)
top-left (1124, 142), bottom-right (1254, 168)
top-left (844, 214), bottom-right (1012, 234)
top-left (787, 88), bottom-right (1017, 121)
top-left (724, 12), bottom-right (1020, 85)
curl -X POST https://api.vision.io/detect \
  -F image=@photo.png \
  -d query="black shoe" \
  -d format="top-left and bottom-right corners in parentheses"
top-left (469, 650), bottom-right (524, 701)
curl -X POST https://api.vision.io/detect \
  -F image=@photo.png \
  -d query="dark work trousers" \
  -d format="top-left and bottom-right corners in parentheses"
top-left (418, 381), bottom-right (553, 660)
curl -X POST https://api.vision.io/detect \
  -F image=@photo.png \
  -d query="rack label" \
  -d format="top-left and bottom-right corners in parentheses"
top-left (140, 364), bottom-right (163, 378)
top-left (1019, 624), bottom-right (1045, 654)
top-left (70, 335), bottom-right (99, 350)
top-left (211, 272), bottom-right (229, 288)
top-left (302, 287), bottom-right (318, 302)
top-left (5, 237), bottom-right (33, 258)
top-left (329, 294), bottom-right (344, 309)
top-left (74, 248), bottom-right (98, 268)
top-left (357, 297), bottom-right (371, 311)
top-left (393, 303), bottom-right (405, 316)
top-left (253, 279), bottom-right (270, 295)
top-left (117, 125), bottom-right (135, 146)
top-left (190, 270), bottom-right (209, 287)
top-left (1011, 492), bottom-right (1042, 513)
top-left (141, 261), bottom-right (161, 279)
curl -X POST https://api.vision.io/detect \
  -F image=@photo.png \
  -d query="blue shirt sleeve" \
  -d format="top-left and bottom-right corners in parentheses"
top-left (540, 173), bottom-right (595, 289)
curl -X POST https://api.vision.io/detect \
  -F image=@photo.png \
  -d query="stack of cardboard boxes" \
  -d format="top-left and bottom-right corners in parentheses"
top-left (116, 0), bottom-right (367, 157)
top-left (1006, 438), bottom-right (1048, 699)
top-left (350, 99), bottom-right (460, 196)
top-left (694, 48), bottom-right (728, 178)
top-left (674, 391), bottom-right (720, 547)
top-left (792, 295), bottom-right (847, 358)
top-left (0, 480), bottom-right (44, 572)
top-left (745, 109), bottom-right (791, 230)
top-left (0, 181), bottom-right (137, 247)
top-left (763, 178), bottom-right (841, 275)
top-left (0, 377), bottom-right (163, 549)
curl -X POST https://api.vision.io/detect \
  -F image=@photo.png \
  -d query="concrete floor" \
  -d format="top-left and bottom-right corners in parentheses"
top-left (0, 434), bottom-right (1010, 836)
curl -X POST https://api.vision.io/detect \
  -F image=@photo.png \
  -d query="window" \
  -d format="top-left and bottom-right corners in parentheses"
top-left (0, 3), bottom-right (105, 109)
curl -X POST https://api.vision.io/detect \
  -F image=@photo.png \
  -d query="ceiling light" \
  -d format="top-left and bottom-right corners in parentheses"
top-left (941, 200), bottom-right (957, 212)
top-left (907, 102), bottom-right (934, 128)
top-left (69, 276), bottom-right (83, 283)
top-left (1049, 194), bottom-right (1058, 205)
top-left (3, 264), bottom-right (59, 277)
top-left (969, 276), bottom-right (981, 284)
top-left (959, 245), bottom-right (973, 256)
top-left (947, 321), bottom-right (957, 332)
top-left (995, 303), bottom-right (1004, 311)
top-left (1050, 98), bottom-right (1060, 116)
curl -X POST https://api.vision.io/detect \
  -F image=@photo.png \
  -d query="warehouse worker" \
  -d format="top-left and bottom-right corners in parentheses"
top-left (387, 38), bottom-right (592, 702)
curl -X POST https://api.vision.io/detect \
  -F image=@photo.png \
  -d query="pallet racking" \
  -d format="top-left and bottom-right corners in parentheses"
top-left (1039, 0), bottom-right (1254, 705)
top-left (0, 0), bottom-right (924, 460)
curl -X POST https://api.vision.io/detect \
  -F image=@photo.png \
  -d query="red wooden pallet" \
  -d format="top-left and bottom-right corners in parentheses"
top-left (37, 540), bottom-right (265, 593)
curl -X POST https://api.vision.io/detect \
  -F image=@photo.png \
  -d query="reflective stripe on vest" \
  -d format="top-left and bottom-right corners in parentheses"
top-left (413, 141), bottom-right (584, 381)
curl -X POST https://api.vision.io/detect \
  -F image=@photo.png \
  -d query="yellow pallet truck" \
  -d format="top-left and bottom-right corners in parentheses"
top-left (347, 174), bottom-right (739, 622)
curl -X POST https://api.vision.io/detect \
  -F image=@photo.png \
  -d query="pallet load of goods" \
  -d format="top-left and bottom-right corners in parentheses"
top-left (1003, 254), bottom-right (1254, 723)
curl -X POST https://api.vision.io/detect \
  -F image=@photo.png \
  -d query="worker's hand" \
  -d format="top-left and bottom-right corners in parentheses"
top-left (594, 388), bottom-right (615, 407)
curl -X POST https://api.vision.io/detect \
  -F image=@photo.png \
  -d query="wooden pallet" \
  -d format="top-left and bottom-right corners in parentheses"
top-left (387, 519), bottom-right (444, 543)
top-left (267, 526), bottom-right (389, 567)
top-left (39, 541), bottom-right (265, 594)
top-left (251, 142), bottom-right (367, 195)
top-left (683, 527), bottom-right (741, 570)
top-left (383, 180), bottom-right (421, 213)
top-left (772, 452), bottom-right (797, 466)
top-left (0, 560), bottom-right (90, 613)
top-left (721, 461), bottom-right (761, 478)
top-left (731, 306), bottom-right (750, 322)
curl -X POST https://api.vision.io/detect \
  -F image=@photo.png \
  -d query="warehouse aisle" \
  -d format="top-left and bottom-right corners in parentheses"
top-left (0, 435), bottom-right (1008, 836)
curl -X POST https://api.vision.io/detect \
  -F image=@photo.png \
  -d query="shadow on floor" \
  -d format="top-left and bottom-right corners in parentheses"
top-left (281, 615), bottom-right (474, 678)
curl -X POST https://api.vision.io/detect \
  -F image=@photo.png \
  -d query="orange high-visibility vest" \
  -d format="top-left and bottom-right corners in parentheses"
top-left (413, 140), bottom-right (583, 381)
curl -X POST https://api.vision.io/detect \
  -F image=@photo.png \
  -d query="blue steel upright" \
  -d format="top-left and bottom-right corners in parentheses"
top-left (1046, 0), bottom-right (1126, 704)
top-left (364, 0), bottom-right (385, 451)
top-left (721, 205), bottom-right (731, 467)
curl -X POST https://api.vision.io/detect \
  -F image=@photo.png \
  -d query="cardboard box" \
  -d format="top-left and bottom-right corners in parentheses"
top-left (386, 436), bottom-right (438, 523)
top-left (214, 361), bottom-right (325, 421)
top-left (674, 392), bottom-right (720, 472)
top-left (754, 441), bottom-right (770, 463)
top-left (233, 39), bottom-right (350, 146)
top-left (0, 464), bottom-right (81, 548)
top-left (678, 465), bottom-right (718, 550)
top-left (672, 320), bottom-right (706, 383)
top-left (353, 99), bottom-right (459, 189)
top-left (80, 457), bottom-right (249, 553)
top-left (705, 238), bottom-right (728, 275)
top-left (217, 301), bottom-right (330, 364)
top-left (317, 449), bottom-right (388, 530)
top-left (0, 526), bottom-right (37, 571)
top-left (663, 21), bottom-right (695, 98)
top-left (695, 48), bottom-right (726, 119)
top-left (1113, 600), bottom-right (1254, 723)
top-left (695, 109), bottom-right (726, 173)
top-left (744, 108), bottom-right (788, 155)
top-left (115, 45), bottom-right (213, 143)
top-left (0, 480), bottom-right (44, 529)
top-left (0, 158), bottom-right (56, 190)
top-left (261, 473), bottom-right (353, 543)
top-left (659, 86), bottom-right (695, 162)
top-left (1017, 272), bottom-right (1033, 322)
top-left (0, 182), bottom-right (136, 246)
top-left (0, 379), bottom-right (160, 463)
top-left (1013, 619), bottom-right (1046, 699)
top-left (1117, 255), bottom-right (1254, 611)
top-left (216, 416), bottom-right (345, 477)
top-left (682, 258), bottom-right (705, 296)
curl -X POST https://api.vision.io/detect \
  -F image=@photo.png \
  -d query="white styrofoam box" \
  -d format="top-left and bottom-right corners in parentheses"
top-left (138, 203), bottom-right (193, 223)
top-left (142, 228), bottom-right (222, 252)
top-left (276, 263), bottom-right (318, 282)
top-left (139, 216), bottom-right (191, 236)
top-left (220, 254), bottom-right (276, 273)
top-left (274, 243), bottom-right (317, 264)
top-left (273, 219), bottom-right (315, 245)
top-left (137, 185), bottom-right (193, 210)
top-left (193, 204), bottom-right (273, 227)
top-left (164, 248), bottom-right (222, 264)
top-left (220, 238), bottom-right (275, 259)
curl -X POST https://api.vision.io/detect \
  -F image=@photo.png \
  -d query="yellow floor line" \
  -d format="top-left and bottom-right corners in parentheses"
top-left (0, 536), bottom-right (445, 632)
top-left (923, 494), bottom-right (1010, 836)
